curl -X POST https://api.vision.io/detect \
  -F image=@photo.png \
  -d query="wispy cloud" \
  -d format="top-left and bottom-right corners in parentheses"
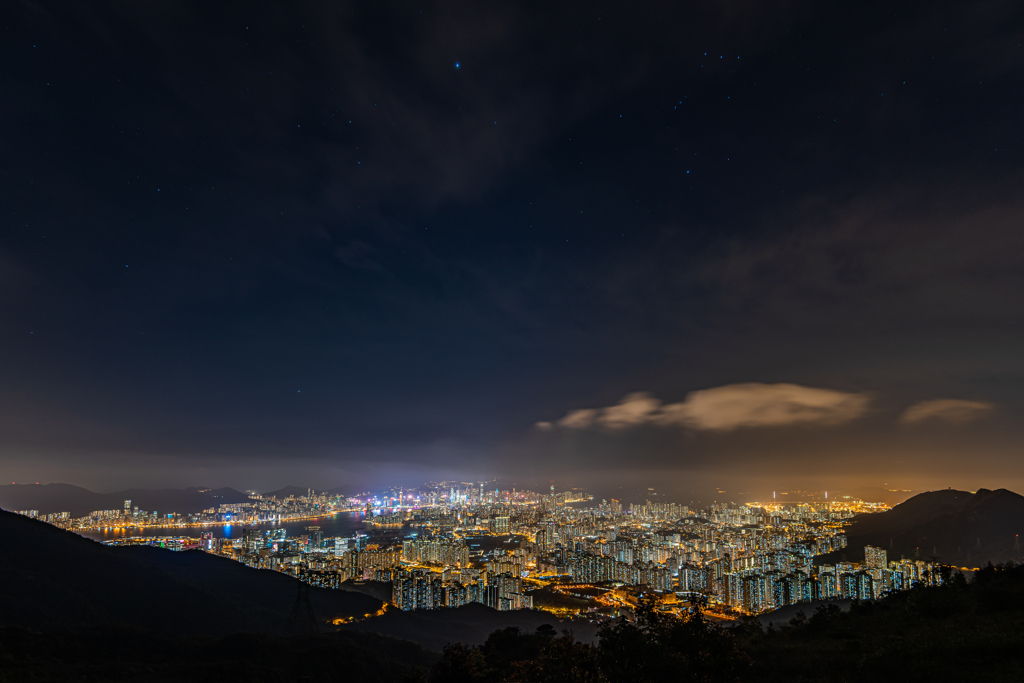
top-left (539, 383), bottom-right (871, 432)
top-left (899, 399), bottom-right (994, 425)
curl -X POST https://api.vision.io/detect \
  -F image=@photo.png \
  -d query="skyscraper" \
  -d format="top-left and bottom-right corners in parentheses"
top-left (307, 526), bottom-right (323, 551)
top-left (242, 528), bottom-right (262, 553)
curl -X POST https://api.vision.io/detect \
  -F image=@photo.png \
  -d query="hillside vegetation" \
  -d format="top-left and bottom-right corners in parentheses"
top-left (419, 563), bottom-right (1024, 682)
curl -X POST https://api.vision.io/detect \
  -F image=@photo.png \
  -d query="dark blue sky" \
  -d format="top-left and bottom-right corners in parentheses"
top-left (2, 0), bottom-right (1023, 494)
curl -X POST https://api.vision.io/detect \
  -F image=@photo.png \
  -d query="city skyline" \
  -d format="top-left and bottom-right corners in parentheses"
top-left (15, 478), bottom-right (931, 621)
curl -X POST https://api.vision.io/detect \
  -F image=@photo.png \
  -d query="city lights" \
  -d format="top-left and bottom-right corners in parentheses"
top-left (18, 482), bottom-right (941, 619)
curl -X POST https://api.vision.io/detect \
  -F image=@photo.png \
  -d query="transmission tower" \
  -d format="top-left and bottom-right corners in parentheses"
top-left (286, 578), bottom-right (320, 636)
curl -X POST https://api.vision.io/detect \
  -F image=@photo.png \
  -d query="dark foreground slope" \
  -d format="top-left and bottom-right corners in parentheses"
top-left (738, 565), bottom-right (1024, 682)
top-left (418, 566), bottom-right (1024, 683)
top-left (0, 628), bottom-right (435, 683)
top-left (0, 509), bottom-right (592, 653)
top-left (6, 569), bottom-right (1024, 683)
top-left (0, 509), bottom-right (439, 681)
top-left (0, 510), bottom-right (381, 634)
top-left (823, 488), bottom-right (1024, 566)
top-left (343, 602), bottom-right (600, 651)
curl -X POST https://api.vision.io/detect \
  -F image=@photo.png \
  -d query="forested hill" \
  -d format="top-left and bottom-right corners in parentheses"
top-left (822, 488), bottom-right (1024, 567)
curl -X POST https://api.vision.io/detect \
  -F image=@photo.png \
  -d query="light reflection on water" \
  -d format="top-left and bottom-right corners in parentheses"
top-left (76, 511), bottom-right (379, 542)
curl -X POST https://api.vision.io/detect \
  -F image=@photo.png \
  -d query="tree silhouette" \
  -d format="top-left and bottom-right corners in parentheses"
top-left (596, 593), bottom-right (750, 683)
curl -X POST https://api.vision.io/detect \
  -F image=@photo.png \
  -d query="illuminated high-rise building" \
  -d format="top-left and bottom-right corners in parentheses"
top-left (818, 566), bottom-right (838, 599)
top-left (864, 545), bottom-right (887, 571)
top-left (242, 528), bottom-right (262, 553)
top-left (307, 526), bottom-right (323, 551)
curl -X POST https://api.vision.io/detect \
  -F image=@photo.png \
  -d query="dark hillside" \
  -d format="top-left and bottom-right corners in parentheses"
top-left (417, 565), bottom-right (1024, 683)
top-left (822, 488), bottom-right (1024, 567)
top-left (843, 488), bottom-right (974, 536)
top-left (738, 565), bottom-right (1024, 682)
top-left (0, 627), bottom-right (435, 682)
top-left (342, 601), bottom-right (599, 651)
top-left (0, 510), bottom-right (381, 634)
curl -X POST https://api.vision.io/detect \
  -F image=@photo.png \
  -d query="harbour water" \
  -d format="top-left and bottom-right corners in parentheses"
top-left (76, 510), bottom-right (374, 542)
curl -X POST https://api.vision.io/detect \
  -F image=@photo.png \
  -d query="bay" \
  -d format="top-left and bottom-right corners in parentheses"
top-left (76, 510), bottom-right (376, 542)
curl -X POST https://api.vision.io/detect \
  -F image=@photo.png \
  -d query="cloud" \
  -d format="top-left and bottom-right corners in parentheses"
top-left (662, 383), bottom-right (872, 431)
top-left (540, 383), bottom-right (871, 432)
top-left (596, 392), bottom-right (662, 429)
top-left (557, 409), bottom-right (601, 429)
top-left (899, 399), bottom-right (994, 425)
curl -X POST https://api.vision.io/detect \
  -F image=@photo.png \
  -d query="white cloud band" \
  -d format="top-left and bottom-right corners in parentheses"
top-left (539, 383), bottom-right (871, 432)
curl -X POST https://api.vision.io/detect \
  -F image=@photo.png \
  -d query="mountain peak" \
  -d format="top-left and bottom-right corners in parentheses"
top-left (835, 486), bottom-right (1024, 566)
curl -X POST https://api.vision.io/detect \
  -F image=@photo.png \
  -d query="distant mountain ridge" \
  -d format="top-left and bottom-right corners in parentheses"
top-left (261, 484), bottom-right (361, 499)
top-left (0, 483), bottom-right (367, 517)
top-left (824, 487), bottom-right (1024, 567)
top-left (0, 482), bottom-right (250, 517)
top-left (260, 484), bottom-right (316, 499)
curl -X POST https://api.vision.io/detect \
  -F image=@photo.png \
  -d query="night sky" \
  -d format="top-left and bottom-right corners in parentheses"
top-left (3, 1), bottom-right (1023, 496)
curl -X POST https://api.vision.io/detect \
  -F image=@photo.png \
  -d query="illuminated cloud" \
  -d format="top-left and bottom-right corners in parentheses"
top-left (660, 383), bottom-right (871, 430)
top-left (596, 392), bottom-right (662, 429)
top-left (541, 383), bottom-right (871, 432)
top-left (557, 408), bottom-right (600, 429)
top-left (899, 399), bottom-right (994, 425)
